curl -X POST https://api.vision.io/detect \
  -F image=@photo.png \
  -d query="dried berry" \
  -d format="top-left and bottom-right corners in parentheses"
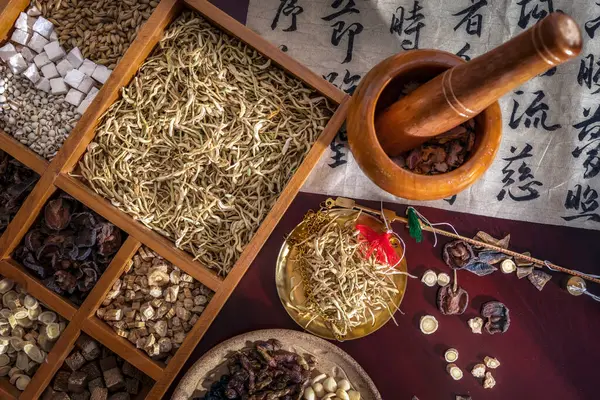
top-left (437, 285), bottom-right (469, 315)
top-left (0, 151), bottom-right (38, 234)
top-left (14, 193), bottom-right (124, 304)
top-left (481, 301), bottom-right (510, 334)
top-left (442, 240), bottom-right (475, 270)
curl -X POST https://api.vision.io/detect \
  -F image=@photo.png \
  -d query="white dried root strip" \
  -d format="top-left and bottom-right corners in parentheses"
top-left (80, 12), bottom-right (334, 275)
top-left (290, 214), bottom-right (405, 339)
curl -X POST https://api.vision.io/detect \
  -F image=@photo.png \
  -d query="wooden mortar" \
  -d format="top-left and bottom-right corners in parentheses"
top-left (348, 13), bottom-right (582, 200)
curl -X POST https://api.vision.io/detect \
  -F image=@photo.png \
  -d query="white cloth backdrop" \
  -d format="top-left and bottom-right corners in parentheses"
top-left (247, 0), bottom-right (600, 230)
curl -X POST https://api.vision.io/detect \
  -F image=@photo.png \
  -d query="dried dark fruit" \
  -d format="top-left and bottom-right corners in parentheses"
top-left (437, 285), bottom-right (469, 315)
top-left (14, 192), bottom-right (124, 304)
top-left (528, 270), bottom-right (552, 291)
top-left (442, 240), bottom-right (475, 270)
top-left (481, 301), bottom-right (510, 334)
top-left (45, 198), bottom-right (72, 231)
top-left (0, 152), bottom-right (39, 234)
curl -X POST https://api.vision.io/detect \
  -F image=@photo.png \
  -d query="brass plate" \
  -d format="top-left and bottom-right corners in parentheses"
top-left (276, 208), bottom-right (408, 341)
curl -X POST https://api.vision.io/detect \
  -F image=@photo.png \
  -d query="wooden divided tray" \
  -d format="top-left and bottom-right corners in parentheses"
top-left (0, 0), bottom-right (348, 398)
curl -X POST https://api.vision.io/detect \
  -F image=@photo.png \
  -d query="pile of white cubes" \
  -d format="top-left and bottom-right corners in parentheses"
top-left (0, 6), bottom-right (112, 115)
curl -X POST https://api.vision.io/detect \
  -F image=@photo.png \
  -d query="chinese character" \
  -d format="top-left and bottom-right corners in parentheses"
top-left (330, 21), bottom-right (363, 64)
top-left (456, 43), bottom-right (472, 61)
top-left (577, 54), bottom-right (600, 94)
top-left (324, 69), bottom-right (361, 95)
top-left (444, 195), bottom-right (457, 205)
top-left (572, 105), bottom-right (600, 179)
top-left (585, 3), bottom-right (600, 39)
top-left (390, 1), bottom-right (426, 51)
top-left (497, 144), bottom-right (543, 201)
top-left (328, 126), bottom-right (348, 168)
top-left (453, 0), bottom-right (488, 37)
top-left (508, 90), bottom-right (561, 131)
top-left (516, 0), bottom-right (554, 29)
top-left (562, 184), bottom-right (600, 222)
top-left (322, 0), bottom-right (359, 21)
top-left (271, 0), bottom-right (304, 32)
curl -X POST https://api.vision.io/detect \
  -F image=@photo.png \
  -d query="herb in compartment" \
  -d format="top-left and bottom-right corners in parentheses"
top-left (0, 151), bottom-right (38, 235)
top-left (14, 193), bottom-right (123, 305)
top-left (79, 12), bottom-right (334, 275)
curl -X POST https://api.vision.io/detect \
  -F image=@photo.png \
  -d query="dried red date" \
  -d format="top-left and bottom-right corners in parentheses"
top-left (14, 193), bottom-right (124, 304)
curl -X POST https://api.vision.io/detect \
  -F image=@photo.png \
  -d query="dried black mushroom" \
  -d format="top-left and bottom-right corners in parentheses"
top-left (199, 340), bottom-right (314, 400)
top-left (14, 193), bottom-right (124, 304)
top-left (437, 285), bottom-right (469, 315)
top-left (0, 151), bottom-right (39, 234)
top-left (481, 301), bottom-right (510, 334)
top-left (443, 240), bottom-right (475, 270)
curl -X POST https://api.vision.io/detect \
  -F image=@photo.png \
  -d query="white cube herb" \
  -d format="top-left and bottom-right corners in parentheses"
top-left (64, 68), bottom-right (85, 88)
top-left (20, 47), bottom-right (36, 62)
top-left (41, 63), bottom-right (60, 79)
top-left (33, 51), bottom-right (51, 68)
top-left (15, 12), bottom-right (35, 32)
top-left (92, 65), bottom-right (111, 84)
top-left (0, 43), bottom-right (17, 63)
top-left (50, 78), bottom-right (68, 95)
top-left (77, 76), bottom-right (95, 94)
top-left (8, 53), bottom-right (28, 74)
top-left (56, 59), bottom-right (74, 78)
top-left (23, 63), bottom-right (41, 84)
top-left (66, 47), bottom-right (84, 69)
top-left (78, 59), bottom-right (97, 77)
top-left (32, 16), bottom-right (54, 39)
top-left (35, 77), bottom-right (51, 93)
top-left (27, 32), bottom-right (49, 53)
top-left (43, 41), bottom-right (66, 62)
top-left (10, 29), bottom-right (31, 46)
top-left (65, 88), bottom-right (85, 107)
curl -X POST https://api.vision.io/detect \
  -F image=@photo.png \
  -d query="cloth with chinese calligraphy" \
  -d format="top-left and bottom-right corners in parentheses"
top-left (247, 0), bottom-right (600, 230)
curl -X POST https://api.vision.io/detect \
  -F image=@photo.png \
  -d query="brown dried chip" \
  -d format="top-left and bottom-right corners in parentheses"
top-left (473, 231), bottom-right (510, 249)
top-left (514, 251), bottom-right (533, 267)
top-left (516, 266), bottom-right (534, 279)
top-left (437, 285), bottom-right (469, 315)
top-left (443, 240), bottom-right (475, 269)
top-left (528, 270), bottom-right (552, 291)
top-left (481, 301), bottom-right (510, 334)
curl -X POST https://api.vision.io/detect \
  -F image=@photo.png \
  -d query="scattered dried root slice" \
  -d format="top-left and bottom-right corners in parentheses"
top-left (38, 311), bottom-right (57, 325)
top-left (483, 371), bottom-right (496, 389)
top-left (421, 270), bottom-right (438, 287)
top-left (484, 356), bottom-right (501, 369)
top-left (446, 363), bottom-right (463, 380)
top-left (2, 291), bottom-right (18, 308)
top-left (0, 366), bottom-right (10, 376)
top-left (0, 354), bottom-right (9, 367)
top-left (471, 363), bottom-right (486, 378)
top-left (500, 259), bottom-right (516, 274)
top-left (566, 276), bottom-right (586, 296)
top-left (456, 396), bottom-right (472, 400)
top-left (437, 273), bottom-right (450, 287)
top-left (23, 295), bottom-right (38, 310)
top-left (437, 285), bottom-right (469, 315)
top-left (516, 266), bottom-right (534, 279)
top-left (13, 308), bottom-right (29, 320)
top-left (468, 317), bottom-right (483, 334)
top-left (528, 270), bottom-right (552, 291)
top-left (420, 315), bottom-right (438, 334)
top-left (0, 279), bottom-right (14, 294)
top-left (444, 348), bottom-right (458, 363)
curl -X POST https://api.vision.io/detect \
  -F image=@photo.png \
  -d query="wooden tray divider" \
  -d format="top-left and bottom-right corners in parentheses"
top-left (0, 258), bottom-right (77, 320)
top-left (54, 173), bottom-right (223, 292)
top-left (0, 129), bottom-right (49, 175)
top-left (0, 0), bottom-right (350, 397)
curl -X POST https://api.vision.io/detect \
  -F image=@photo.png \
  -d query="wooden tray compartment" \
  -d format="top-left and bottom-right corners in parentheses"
top-left (0, 0), bottom-right (349, 398)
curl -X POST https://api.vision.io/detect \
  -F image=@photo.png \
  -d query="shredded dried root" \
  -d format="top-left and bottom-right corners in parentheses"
top-left (79, 12), bottom-right (334, 275)
top-left (290, 212), bottom-right (403, 339)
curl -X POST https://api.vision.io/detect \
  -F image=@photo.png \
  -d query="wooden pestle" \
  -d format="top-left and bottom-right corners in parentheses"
top-left (375, 12), bottom-right (582, 157)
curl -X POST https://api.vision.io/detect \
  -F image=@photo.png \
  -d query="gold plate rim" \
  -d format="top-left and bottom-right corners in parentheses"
top-left (275, 208), bottom-right (408, 341)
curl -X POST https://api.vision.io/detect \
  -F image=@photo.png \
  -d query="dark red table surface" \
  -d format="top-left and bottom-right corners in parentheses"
top-left (167, 192), bottom-right (600, 400)
top-left (168, 2), bottom-right (600, 399)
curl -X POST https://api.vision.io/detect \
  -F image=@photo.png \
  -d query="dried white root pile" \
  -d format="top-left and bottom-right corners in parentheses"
top-left (290, 213), bottom-right (402, 339)
top-left (80, 12), bottom-right (334, 275)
